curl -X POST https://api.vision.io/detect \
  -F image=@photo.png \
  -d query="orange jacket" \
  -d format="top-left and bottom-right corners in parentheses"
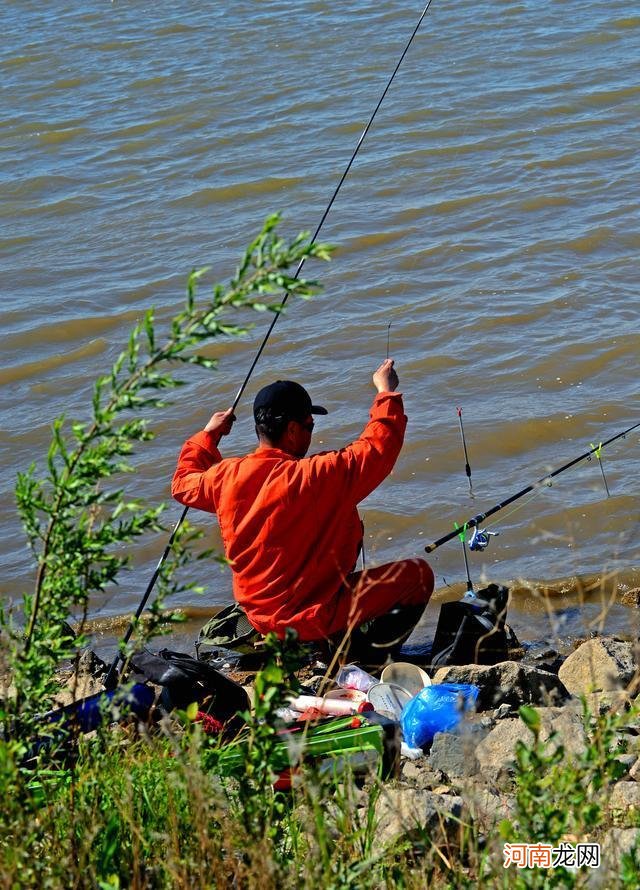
top-left (171, 391), bottom-right (407, 639)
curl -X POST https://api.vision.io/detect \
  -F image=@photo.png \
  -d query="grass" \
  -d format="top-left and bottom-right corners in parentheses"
top-left (1, 648), bottom-right (639, 890)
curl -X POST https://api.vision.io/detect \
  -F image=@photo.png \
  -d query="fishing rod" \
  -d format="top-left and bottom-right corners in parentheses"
top-left (423, 420), bottom-right (640, 555)
top-left (104, 1), bottom-right (436, 690)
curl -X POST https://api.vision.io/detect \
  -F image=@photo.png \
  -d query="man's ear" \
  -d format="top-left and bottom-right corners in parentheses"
top-left (283, 419), bottom-right (298, 444)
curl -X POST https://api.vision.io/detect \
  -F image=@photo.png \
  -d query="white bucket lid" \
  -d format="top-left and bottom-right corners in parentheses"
top-left (380, 662), bottom-right (431, 698)
top-left (366, 682), bottom-right (412, 721)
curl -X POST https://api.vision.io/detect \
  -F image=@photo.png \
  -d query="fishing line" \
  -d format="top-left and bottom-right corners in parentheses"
top-left (480, 428), bottom-right (638, 536)
top-left (481, 485), bottom-right (547, 532)
top-left (589, 441), bottom-right (611, 498)
top-left (232, 0), bottom-right (436, 412)
top-left (104, 1), bottom-right (437, 690)
top-left (377, 55), bottom-right (478, 357)
top-left (424, 420), bottom-right (640, 555)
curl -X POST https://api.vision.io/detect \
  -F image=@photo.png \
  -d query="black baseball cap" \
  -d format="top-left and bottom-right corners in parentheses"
top-left (253, 380), bottom-right (328, 421)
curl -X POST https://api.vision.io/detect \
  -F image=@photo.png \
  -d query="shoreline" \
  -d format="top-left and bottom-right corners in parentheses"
top-left (78, 569), bottom-right (640, 664)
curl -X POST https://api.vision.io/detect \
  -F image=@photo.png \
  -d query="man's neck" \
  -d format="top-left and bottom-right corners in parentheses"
top-left (257, 439), bottom-right (298, 458)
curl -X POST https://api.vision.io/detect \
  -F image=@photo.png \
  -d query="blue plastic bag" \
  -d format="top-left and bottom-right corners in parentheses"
top-left (400, 683), bottom-right (479, 749)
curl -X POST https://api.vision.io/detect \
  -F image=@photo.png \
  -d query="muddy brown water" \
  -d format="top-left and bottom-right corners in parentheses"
top-left (2, 2), bottom-right (639, 657)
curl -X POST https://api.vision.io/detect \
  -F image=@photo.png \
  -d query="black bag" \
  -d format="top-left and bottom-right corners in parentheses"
top-left (343, 603), bottom-right (427, 664)
top-left (130, 648), bottom-right (249, 723)
top-left (430, 584), bottom-right (516, 667)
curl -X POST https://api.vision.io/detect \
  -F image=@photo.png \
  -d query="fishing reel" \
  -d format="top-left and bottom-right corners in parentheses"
top-left (468, 527), bottom-right (499, 552)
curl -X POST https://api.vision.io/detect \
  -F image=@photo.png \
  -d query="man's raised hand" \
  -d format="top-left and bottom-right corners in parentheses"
top-left (204, 407), bottom-right (236, 441)
top-left (373, 358), bottom-right (399, 393)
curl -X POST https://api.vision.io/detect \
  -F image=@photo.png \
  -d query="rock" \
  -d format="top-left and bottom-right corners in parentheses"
top-left (521, 644), bottom-right (564, 675)
top-left (589, 828), bottom-right (640, 888)
top-left (583, 690), bottom-right (635, 715)
top-left (428, 731), bottom-right (482, 780)
top-left (615, 754), bottom-right (638, 775)
top-left (401, 760), bottom-right (442, 790)
top-left (464, 786), bottom-right (516, 833)
top-left (475, 719), bottom-right (533, 783)
top-left (538, 705), bottom-right (588, 757)
top-left (629, 758), bottom-right (640, 782)
top-left (475, 706), bottom-right (587, 784)
top-left (525, 645), bottom-right (559, 661)
top-left (76, 647), bottom-right (108, 678)
top-left (558, 638), bottom-right (638, 696)
top-left (609, 781), bottom-right (640, 815)
top-left (53, 648), bottom-right (107, 706)
top-left (494, 703), bottom-right (514, 720)
top-left (431, 784), bottom-right (451, 795)
top-left (433, 662), bottom-right (569, 711)
top-left (373, 788), bottom-right (465, 847)
top-left (620, 588), bottom-right (640, 607)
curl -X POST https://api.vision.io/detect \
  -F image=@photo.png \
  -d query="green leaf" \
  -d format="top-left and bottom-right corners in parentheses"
top-left (144, 308), bottom-right (155, 352)
top-left (519, 705), bottom-right (541, 733)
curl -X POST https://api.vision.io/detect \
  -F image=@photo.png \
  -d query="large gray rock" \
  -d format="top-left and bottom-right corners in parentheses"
top-left (373, 788), bottom-right (464, 848)
top-left (428, 731), bottom-right (483, 780)
top-left (558, 638), bottom-right (638, 696)
top-left (474, 706), bottom-right (588, 784)
top-left (475, 719), bottom-right (533, 784)
top-left (432, 661), bottom-right (569, 711)
top-left (538, 705), bottom-right (588, 757)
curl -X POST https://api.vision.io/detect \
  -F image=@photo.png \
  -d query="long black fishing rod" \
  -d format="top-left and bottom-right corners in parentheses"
top-left (424, 420), bottom-right (640, 555)
top-left (104, 1), bottom-right (436, 690)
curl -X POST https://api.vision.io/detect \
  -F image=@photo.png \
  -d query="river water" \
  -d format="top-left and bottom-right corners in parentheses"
top-left (2, 1), bottom-right (639, 655)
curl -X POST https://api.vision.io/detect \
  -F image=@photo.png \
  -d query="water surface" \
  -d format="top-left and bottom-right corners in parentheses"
top-left (1, 1), bottom-right (639, 652)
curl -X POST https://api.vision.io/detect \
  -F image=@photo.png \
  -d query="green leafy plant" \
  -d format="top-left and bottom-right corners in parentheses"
top-left (2, 214), bottom-right (332, 724)
top-left (497, 700), bottom-right (637, 889)
top-left (215, 630), bottom-right (305, 851)
top-left (511, 702), bottom-right (628, 844)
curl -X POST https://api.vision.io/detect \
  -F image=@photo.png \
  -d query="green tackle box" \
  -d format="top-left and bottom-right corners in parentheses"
top-left (216, 711), bottom-right (400, 782)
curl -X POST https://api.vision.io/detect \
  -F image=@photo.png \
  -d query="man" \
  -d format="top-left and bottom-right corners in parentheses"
top-left (172, 358), bottom-right (434, 654)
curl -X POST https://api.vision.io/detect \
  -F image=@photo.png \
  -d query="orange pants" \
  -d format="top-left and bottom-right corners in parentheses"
top-left (323, 557), bottom-right (434, 638)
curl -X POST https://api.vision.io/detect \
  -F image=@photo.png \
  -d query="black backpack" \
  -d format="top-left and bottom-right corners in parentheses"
top-left (430, 584), bottom-right (517, 667)
top-left (129, 648), bottom-right (250, 724)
